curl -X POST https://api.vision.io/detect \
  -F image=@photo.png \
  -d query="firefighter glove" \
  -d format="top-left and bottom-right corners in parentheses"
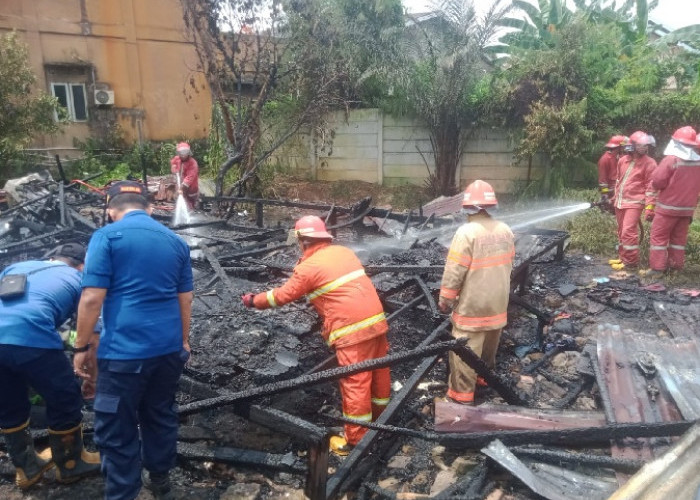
top-left (241, 293), bottom-right (255, 308)
top-left (645, 204), bottom-right (655, 222)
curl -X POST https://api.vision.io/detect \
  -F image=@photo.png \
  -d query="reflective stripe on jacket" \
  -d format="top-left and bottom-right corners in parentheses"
top-left (439, 213), bottom-right (514, 333)
top-left (614, 154), bottom-right (657, 210)
top-left (253, 242), bottom-right (387, 348)
top-left (652, 155), bottom-right (700, 218)
top-left (598, 151), bottom-right (618, 194)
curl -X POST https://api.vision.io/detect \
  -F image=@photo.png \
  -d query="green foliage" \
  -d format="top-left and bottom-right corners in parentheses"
top-left (0, 32), bottom-right (64, 169)
top-left (565, 207), bottom-right (618, 255)
top-left (494, 6), bottom-right (700, 197)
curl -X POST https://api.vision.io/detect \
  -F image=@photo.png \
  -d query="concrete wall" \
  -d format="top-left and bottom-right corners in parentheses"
top-left (0, 0), bottom-right (211, 152)
top-left (272, 109), bottom-right (545, 194)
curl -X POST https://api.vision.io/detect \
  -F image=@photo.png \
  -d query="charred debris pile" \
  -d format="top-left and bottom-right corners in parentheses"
top-left (1, 174), bottom-right (700, 500)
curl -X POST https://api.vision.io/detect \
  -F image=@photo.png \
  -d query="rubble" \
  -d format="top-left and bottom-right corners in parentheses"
top-left (2, 175), bottom-right (700, 499)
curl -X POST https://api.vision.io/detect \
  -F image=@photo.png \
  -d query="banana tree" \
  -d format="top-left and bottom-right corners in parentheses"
top-left (496, 0), bottom-right (573, 52)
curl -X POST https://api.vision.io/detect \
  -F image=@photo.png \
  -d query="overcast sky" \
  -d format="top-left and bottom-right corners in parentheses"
top-left (402, 0), bottom-right (700, 31)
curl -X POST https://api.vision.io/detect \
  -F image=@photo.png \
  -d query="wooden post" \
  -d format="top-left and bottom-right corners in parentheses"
top-left (255, 201), bottom-right (264, 228)
top-left (376, 109), bottom-right (383, 186)
top-left (305, 434), bottom-right (330, 500)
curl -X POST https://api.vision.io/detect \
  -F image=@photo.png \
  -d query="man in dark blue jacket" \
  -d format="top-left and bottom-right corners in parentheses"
top-left (0, 242), bottom-right (100, 490)
top-left (74, 181), bottom-right (193, 500)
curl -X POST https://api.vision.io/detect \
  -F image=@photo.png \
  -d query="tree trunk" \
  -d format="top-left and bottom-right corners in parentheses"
top-left (431, 125), bottom-right (462, 196)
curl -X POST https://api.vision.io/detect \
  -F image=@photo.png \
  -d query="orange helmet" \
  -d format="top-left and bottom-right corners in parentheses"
top-left (671, 126), bottom-right (698, 147)
top-left (462, 180), bottom-right (497, 214)
top-left (605, 135), bottom-right (627, 148)
top-left (294, 215), bottom-right (333, 240)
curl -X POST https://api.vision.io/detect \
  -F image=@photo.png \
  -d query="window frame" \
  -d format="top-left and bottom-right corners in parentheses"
top-left (50, 82), bottom-right (88, 122)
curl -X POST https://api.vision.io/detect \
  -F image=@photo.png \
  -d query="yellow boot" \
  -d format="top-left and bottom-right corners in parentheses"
top-left (1, 420), bottom-right (54, 489)
top-left (611, 262), bottom-right (625, 271)
top-left (48, 423), bottom-right (101, 483)
top-left (608, 259), bottom-right (622, 266)
top-left (329, 435), bottom-right (353, 456)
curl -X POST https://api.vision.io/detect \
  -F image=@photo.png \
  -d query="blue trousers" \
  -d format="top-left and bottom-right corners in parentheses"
top-left (0, 344), bottom-right (82, 430)
top-left (94, 350), bottom-right (187, 500)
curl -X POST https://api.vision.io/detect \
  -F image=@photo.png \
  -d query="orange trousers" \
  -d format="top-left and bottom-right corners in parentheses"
top-left (615, 207), bottom-right (643, 266)
top-left (335, 335), bottom-right (391, 445)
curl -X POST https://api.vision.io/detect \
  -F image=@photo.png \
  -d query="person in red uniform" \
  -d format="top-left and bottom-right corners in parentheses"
top-left (241, 216), bottom-right (390, 455)
top-left (646, 126), bottom-right (700, 279)
top-left (598, 135), bottom-right (628, 205)
top-left (609, 131), bottom-right (658, 270)
top-left (170, 142), bottom-right (199, 210)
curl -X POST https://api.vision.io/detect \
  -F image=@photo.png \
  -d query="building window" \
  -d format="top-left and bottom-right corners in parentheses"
top-left (51, 83), bottom-right (88, 121)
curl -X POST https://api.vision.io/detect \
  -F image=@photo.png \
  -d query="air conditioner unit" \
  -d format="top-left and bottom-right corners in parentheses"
top-left (94, 89), bottom-right (114, 106)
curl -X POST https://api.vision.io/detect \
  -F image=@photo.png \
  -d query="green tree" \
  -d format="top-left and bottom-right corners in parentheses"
top-left (381, 0), bottom-right (509, 196)
top-left (0, 32), bottom-right (63, 170)
top-left (181, 0), bottom-right (404, 197)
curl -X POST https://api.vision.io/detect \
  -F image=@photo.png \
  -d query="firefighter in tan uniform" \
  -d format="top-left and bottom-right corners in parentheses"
top-left (438, 180), bottom-right (515, 404)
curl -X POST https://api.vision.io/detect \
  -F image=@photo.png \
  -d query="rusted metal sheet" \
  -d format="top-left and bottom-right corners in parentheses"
top-left (435, 402), bottom-right (605, 432)
top-left (482, 439), bottom-right (618, 500)
top-left (608, 423), bottom-right (700, 500)
top-left (421, 193), bottom-right (463, 217)
top-left (596, 324), bottom-right (686, 470)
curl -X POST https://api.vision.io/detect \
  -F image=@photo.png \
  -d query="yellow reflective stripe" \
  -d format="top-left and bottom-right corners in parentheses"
top-left (343, 412), bottom-right (372, 421)
top-left (266, 290), bottom-right (277, 308)
top-left (372, 397), bottom-right (390, 406)
top-left (306, 269), bottom-right (365, 301)
top-left (327, 312), bottom-right (386, 345)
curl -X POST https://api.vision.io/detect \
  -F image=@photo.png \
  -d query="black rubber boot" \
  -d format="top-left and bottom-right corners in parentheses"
top-left (142, 469), bottom-right (175, 500)
top-left (1, 420), bottom-right (54, 489)
top-left (48, 423), bottom-right (101, 483)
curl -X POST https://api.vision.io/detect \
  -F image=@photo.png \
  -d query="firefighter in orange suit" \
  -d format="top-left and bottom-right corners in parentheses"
top-left (438, 180), bottom-right (515, 405)
top-left (241, 215), bottom-right (390, 455)
top-left (609, 131), bottom-right (658, 270)
top-left (598, 135), bottom-right (628, 204)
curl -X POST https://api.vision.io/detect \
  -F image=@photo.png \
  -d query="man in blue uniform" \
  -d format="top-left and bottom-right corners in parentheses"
top-left (0, 242), bottom-right (100, 490)
top-left (73, 181), bottom-right (194, 500)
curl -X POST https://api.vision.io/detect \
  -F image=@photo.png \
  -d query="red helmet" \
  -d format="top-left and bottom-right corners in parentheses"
top-left (671, 126), bottom-right (698, 147)
top-left (176, 142), bottom-right (191, 155)
top-left (628, 131), bottom-right (652, 145)
top-left (462, 180), bottom-right (498, 210)
top-left (605, 135), bottom-right (627, 148)
top-left (294, 215), bottom-right (333, 240)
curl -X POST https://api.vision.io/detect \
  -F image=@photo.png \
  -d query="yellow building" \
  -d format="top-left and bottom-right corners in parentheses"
top-left (0, 0), bottom-right (211, 154)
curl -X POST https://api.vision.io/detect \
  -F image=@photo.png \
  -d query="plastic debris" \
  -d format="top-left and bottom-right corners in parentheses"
top-left (593, 277), bottom-right (610, 284)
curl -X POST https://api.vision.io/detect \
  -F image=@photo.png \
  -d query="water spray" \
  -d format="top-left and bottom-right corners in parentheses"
top-left (173, 172), bottom-right (191, 227)
top-left (505, 202), bottom-right (592, 231)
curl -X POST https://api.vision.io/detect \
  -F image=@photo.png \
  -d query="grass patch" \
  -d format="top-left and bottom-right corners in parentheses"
top-left (564, 208), bottom-right (618, 256)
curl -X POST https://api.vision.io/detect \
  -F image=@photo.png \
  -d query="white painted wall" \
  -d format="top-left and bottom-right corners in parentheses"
top-left (270, 109), bottom-right (545, 193)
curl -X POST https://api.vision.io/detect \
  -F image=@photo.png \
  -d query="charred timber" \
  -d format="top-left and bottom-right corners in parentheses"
top-left (325, 418), bottom-right (696, 449)
top-left (177, 336), bottom-right (463, 417)
top-left (202, 196), bottom-right (444, 225)
top-left (365, 265), bottom-right (444, 275)
top-left (177, 442), bottom-right (305, 473)
top-left (0, 228), bottom-right (72, 252)
top-left (453, 346), bottom-right (530, 406)
top-left (509, 445), bottom-right (644, 474)
top-left (412, 276), bottom-right (438, 315)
